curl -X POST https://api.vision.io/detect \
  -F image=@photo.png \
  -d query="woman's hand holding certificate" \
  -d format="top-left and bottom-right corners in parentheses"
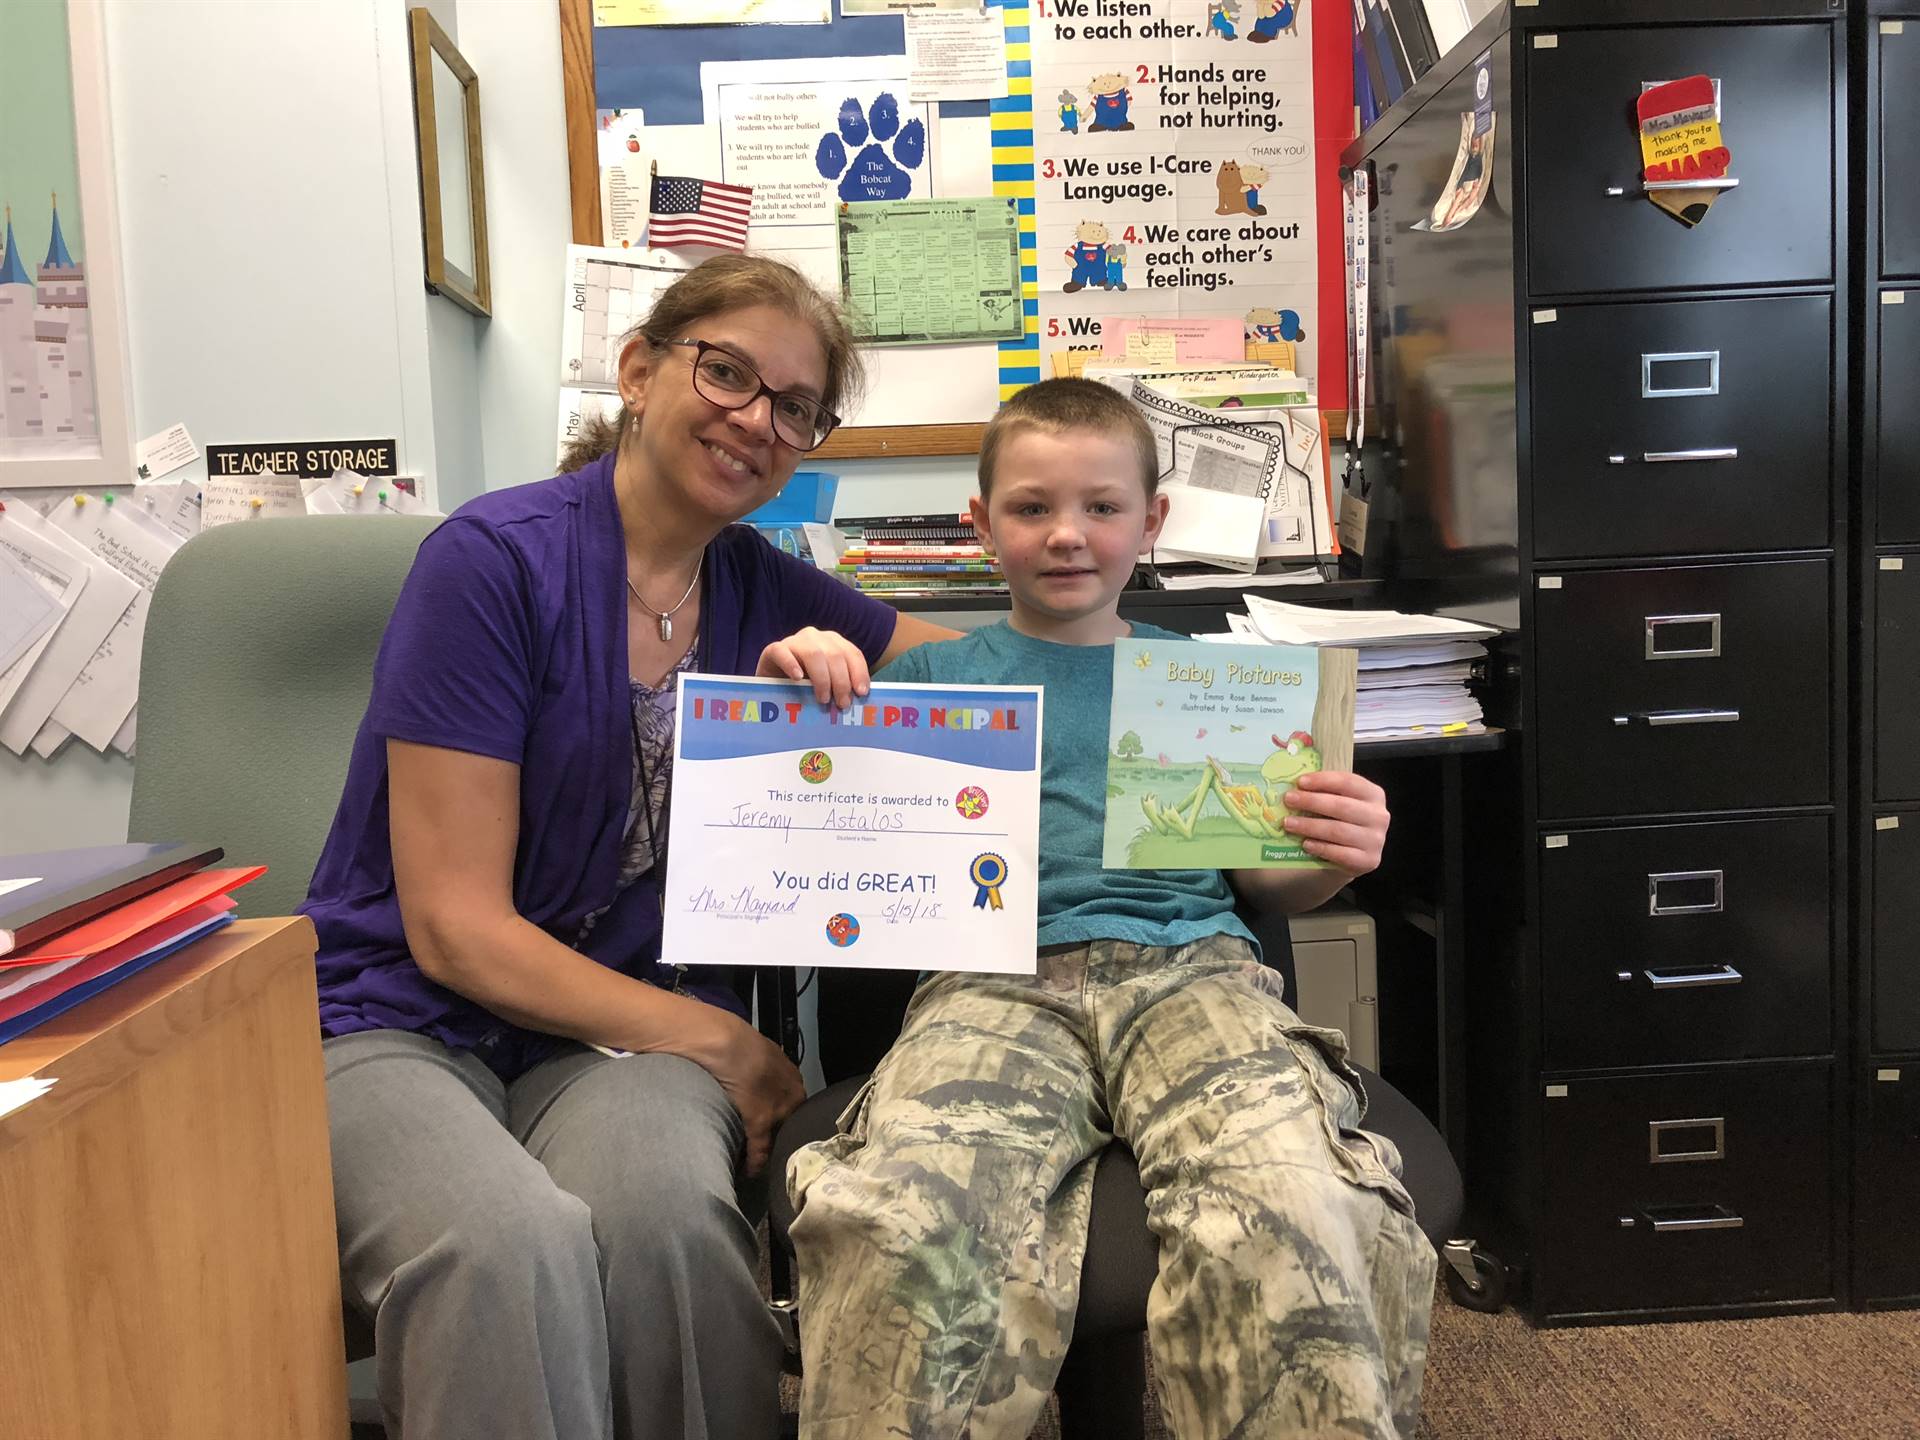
top-left (662, 675), bottom-right (1044, 974)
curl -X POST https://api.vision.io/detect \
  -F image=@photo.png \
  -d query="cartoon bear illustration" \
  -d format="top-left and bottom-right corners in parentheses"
top-left (1247, 0), bottom-right (1295, 43)
top-left (1063, 219), bottom-right (1109, 293)
top-left (1087, 72), bottom-right (1135, 132)
top-left (1208, 0), bottom-right (1241, 38)
top-left (1104, 242), bottom-right (1129, 291)
top-left (1058, 89), bottom-right (1081, 134)
top-left (1246, 305), bottom-right (1307, 343)
top-left (1215, 159), bottom-right (1249, 215)
top-left (1239, 161), bottom-right (1270, 215)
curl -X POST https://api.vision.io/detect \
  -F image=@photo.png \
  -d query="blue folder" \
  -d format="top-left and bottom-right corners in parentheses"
top-left (0, 912), bottom-right (235, 1048)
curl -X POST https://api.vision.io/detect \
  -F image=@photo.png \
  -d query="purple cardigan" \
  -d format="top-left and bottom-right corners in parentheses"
top-left (300, 455), bottom-right (896, 1076)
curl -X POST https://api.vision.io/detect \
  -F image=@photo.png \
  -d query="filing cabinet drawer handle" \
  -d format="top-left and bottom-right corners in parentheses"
top-left (1644, 964), bottom-right (1743, 989)
top-left (1613, 709), bottom-right (1741, 727)
top-left (1649, 1116), bottom-right (1725, 1164)
top-left (1647, 868), bottom-right (1724, 916)
top-left (1642, 447), bottom-right (1739, 464)
top-left (1642, 1204), bottom-right (1745, 1234)
top-left (1606, 179), bottom-right (1741, 196)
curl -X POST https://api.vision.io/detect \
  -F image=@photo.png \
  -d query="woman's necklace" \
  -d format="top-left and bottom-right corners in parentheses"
top-left (626, 555), bottom-right (702, 643)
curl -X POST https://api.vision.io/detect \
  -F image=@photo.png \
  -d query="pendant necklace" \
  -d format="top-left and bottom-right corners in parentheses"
top-left (626, 556), bottom-right (703, 643)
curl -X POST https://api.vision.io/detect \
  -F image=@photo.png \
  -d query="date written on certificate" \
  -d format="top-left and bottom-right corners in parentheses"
top-left (663, 676), bottom-right (1043, 974)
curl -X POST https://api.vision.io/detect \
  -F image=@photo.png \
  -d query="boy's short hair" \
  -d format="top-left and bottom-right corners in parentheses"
top-left (977, 378), bottom-right (1160, 501)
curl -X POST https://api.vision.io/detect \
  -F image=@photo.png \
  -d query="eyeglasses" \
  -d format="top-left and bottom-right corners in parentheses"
top-left (668, 339), bottom-right (840, 452)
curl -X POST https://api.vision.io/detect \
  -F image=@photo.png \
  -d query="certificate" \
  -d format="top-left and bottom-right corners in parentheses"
top-left (663, 675), bottom-right (1043, 974)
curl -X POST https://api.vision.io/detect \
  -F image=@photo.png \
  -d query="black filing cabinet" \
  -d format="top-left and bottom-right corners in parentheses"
top-left (1346, 1), bottom-right (1849, 1321)
top-left (1857, 1), bottom-right (1920, 1310)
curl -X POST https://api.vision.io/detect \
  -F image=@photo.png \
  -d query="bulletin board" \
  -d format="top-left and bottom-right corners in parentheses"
top-left (559, 0), bottom-right (1351, 460)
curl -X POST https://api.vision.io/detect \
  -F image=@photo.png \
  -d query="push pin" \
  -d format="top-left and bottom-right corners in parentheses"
top-left (104, 492), bottom-right (115, 507)
top-left (73, 493), bottom-right (87, 507)
top-left (351, 482), bottom-right (365, 497)
top-left (249, 496), bottom-right (264, 512)
top-left (378, 489), bottom-right (390, 509)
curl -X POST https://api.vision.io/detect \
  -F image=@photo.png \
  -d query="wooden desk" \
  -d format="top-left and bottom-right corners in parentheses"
top-left (0, 917), bottom-right (346, 1439)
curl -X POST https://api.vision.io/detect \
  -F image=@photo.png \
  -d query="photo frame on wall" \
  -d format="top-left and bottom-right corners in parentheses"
top-left (0, 0), bottom-right (136, 489)
top-left (409, 8), bottom-right (491, 318)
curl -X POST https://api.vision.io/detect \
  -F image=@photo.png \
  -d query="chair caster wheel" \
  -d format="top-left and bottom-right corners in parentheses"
top-left (1441, 1240), bottom-right (1508, 1313)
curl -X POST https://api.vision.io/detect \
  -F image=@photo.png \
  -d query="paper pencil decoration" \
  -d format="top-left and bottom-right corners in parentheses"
top-left (649, 175), bottom-right (753, 251)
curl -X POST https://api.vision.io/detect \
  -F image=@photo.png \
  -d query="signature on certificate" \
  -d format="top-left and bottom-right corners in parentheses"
top-left (686, 884), bottom-right (800, 921)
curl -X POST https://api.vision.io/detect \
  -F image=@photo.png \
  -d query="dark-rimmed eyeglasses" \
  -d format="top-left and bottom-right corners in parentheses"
top-left (668, 339), bottom-right (840, 451)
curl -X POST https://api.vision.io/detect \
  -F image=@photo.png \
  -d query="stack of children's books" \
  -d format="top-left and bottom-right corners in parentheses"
top-left (832, 512), bottom-right (1006, 600)
top-left (0, 843), bottom-right (263, 1046)
top-left (1218, 596), bottom-right (1498, 743)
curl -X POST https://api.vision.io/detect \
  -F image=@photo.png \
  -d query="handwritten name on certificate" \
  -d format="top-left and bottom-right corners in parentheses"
top-left (663, 675), bottom-right (1043, 974)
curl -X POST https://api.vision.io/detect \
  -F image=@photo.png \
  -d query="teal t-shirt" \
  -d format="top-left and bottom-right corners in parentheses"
top-left (877, 620), bottom-right (1256, 953)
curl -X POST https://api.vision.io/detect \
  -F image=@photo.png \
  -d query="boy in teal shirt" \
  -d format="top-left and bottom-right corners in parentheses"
top-left (786, 379), bottom-right (1435, 1439)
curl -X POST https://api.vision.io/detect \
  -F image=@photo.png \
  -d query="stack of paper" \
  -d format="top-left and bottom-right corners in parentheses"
top-left (0, 846), bottom-right (264, 1046)
top-left (1120, 370), bottom-right (1336, 578)
top-left (1226, 597), bottom-right (1500, 742)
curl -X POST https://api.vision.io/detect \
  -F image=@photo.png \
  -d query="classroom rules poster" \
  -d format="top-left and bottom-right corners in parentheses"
top-left (1025, 0), bottom-right (1317, 375)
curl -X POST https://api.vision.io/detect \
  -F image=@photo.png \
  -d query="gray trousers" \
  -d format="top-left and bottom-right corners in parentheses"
top-left (324, 1029), bottom-right (780, 1440)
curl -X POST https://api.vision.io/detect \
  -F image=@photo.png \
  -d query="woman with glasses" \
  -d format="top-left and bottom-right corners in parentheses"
top-left (303, 254), bottom-right (955, 1440)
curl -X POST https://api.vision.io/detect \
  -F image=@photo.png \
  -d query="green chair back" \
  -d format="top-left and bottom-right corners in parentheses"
top-left (127, 515), bottom-right (440, 919)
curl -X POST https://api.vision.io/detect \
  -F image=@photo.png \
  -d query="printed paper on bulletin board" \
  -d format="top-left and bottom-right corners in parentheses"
top-left (593, 0), bottom-right (829, 27)
top-left (1027, 0), bottom-right (1318, 381)
top-left (837, 198), bottom-right (1024, 345)
top-left (648, 55), bottom-right (1002, 427)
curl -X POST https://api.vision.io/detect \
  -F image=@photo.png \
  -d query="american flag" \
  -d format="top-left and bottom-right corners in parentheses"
top-left (648, 174), bottom-right (753, 251)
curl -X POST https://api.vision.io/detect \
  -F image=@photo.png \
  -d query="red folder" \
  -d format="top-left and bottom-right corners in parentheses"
top-left (0, 895), bottom-right (236, 1026)
top-left (0, 866), bottom-right (265, 968)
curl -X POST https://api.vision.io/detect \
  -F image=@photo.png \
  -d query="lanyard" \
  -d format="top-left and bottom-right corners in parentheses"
top-left (1349, 164), bottom-right (1371, 465)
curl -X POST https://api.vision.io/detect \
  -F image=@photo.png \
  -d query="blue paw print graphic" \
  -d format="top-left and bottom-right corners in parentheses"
top-left (815, 93), bottom-right (927, 202)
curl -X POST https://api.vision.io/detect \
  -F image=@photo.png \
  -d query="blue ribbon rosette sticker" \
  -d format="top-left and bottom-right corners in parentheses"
top-left (971, 852), bottom-right (1008, 911)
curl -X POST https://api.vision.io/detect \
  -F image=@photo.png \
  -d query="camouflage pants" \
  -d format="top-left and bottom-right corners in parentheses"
top-left (787, 934), bottom-right (1436, 1440)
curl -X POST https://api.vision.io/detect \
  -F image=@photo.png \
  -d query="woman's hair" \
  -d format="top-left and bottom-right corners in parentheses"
top-left (560, 253), bottom-right (864, 471)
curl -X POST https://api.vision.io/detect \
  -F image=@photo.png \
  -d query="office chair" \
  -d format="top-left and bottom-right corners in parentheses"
top-left (126, 514), bottom-right (443, 1377)
top-left (764, 908), bottom-right (1473, 1439)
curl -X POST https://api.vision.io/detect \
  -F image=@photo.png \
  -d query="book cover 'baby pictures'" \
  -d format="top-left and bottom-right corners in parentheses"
top-left (1103, 638), bottom-right (1356, 869)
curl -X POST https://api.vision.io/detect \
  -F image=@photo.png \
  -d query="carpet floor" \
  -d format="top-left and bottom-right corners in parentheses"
top-left (983, 1288), bottom-right (1920, 1439)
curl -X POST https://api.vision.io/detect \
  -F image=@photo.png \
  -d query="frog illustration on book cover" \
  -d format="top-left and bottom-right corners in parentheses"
top-left (1103, 638), bottom-right (1356, 869)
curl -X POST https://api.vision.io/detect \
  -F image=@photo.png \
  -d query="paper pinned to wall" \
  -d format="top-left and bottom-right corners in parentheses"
top-left (1100, 315), bottom-right (1246, 365)
top-left (48, 499), bottom-right (181, 753)
top-left (598, 108), bottom-right (651, 250)
top-left (134, 423), bottom-right (199, 483)
top-left (0, 509), bottom-right (137, 756)
top-left (201, 473), bottom-right (303, 529)
top-left (836, 198), bottom-right (1022, 345)
top-left (109, 707), bottom-right (135, 758)
top-left (561, 245), bottom-right (690, 391)
top-left (714, 78), bottom-right (935, 240)
top-left (302, 471), bottom-right (436, 518)
top-left (0, 513), bottom-right (88, 725)
top-left (905, 10), bottom-right (1010, 102)
top-left (558, 388), bottom-right (626, 468)
top-left (132, 478), bottom-right (203, 542)
top-left (848, 0), bottom-right (989, 12)
top-left (0, 546), bottom-right (61, 678)
top-left (29, 718), bottom-right (69, 761)
top-left (593, 0), bottom-right (828, 25)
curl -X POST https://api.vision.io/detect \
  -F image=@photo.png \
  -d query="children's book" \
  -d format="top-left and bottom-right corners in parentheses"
top-left (1102, 637), bottom-right (1356, 869)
